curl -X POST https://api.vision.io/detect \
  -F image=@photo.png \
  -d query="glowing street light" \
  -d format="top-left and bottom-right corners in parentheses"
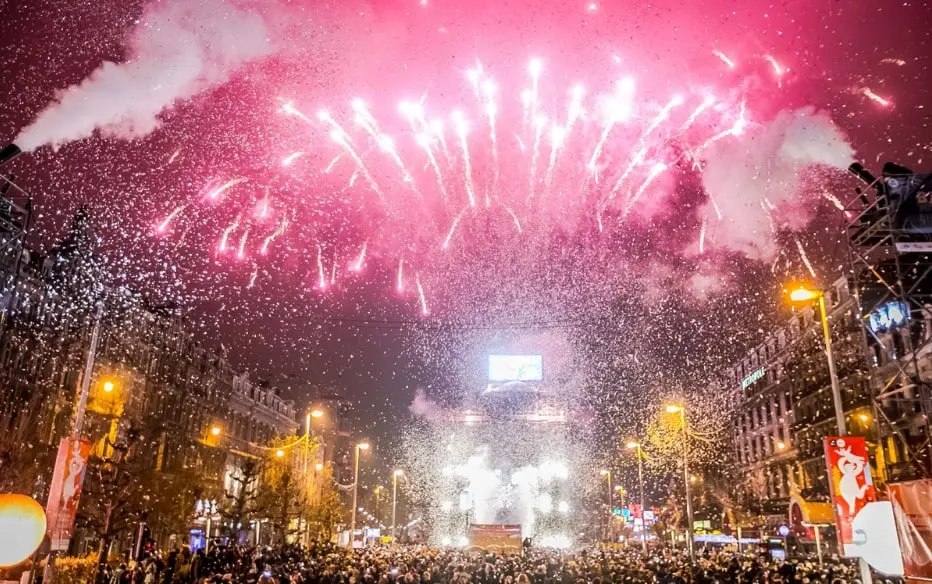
top-left (626, 441), bottom-right (648, 554)
top-left (310, 409), bottom-right (324, 418)
top-left (210, 425), bottom-right (222, 437)
top-left (392, 469), bottom-right (404, 544)
top-left (315, 463), bottom-right (324, 472)
top-left (276, 449), bottom-right (286, 458)
top-left (350, 442), bottom-right (370, 542)
top-left (786, 285), bottom-right (845, 435)
top-left (102, 380), bottom-right (115, 393)
top-left (664, 403), bottom-right (695, 563)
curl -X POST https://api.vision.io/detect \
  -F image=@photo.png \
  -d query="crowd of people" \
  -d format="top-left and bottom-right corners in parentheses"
top-left (101, 541), bottom-right (892, 584)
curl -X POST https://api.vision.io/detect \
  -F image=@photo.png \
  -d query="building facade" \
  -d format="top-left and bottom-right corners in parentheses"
top-left (0, 208), bottom-right (298, 546)
top-left (723, 275), bottom-right (930, 529)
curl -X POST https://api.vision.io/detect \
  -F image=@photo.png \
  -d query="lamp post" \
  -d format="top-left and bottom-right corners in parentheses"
top-left (350, 442), bottom-right (369, 546)
top-left (666, 404), bottom-right (695, 563)
top-left (392, 470), bottom-right (403, 544)
top-left (788, 287), bottom-right (846, 435)
top-left (789, 287), bottom-right (875, 583)
top-left (600, 469), bottom-right (612, 541)
top-left (626, 441), bottom-right (648, 554)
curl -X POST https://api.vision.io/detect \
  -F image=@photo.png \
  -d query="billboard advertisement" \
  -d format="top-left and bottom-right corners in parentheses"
top-left (488, 355), bottom-right (543, 382)
top-left (824, 436), bottom-right (876, 556)
top-left (468, 524), bottom-right (522, 553)
top-left (45, 437), bottom-right (92, 551)
top-left (888, 479), bottom-right (932, 581)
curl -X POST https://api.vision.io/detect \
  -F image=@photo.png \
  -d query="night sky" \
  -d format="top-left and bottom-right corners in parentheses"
top-left (1, 0), bottom-right (931, 470)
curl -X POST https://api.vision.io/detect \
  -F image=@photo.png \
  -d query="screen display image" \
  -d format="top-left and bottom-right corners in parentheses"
top-left (488, 355), bottom-right (543, 382)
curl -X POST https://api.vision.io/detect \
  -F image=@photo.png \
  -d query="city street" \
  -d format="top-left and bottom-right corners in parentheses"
top-left (0, 0), bottom-right (931, 582)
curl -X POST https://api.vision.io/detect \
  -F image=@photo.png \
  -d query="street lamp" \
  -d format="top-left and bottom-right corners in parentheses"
top-left (102, 380), bottom-right (115, 393)
top-left (599, 469), bottom-right (612, 541)
top-left (392, 469), bottom-right (403, 544)
top-left (210, 425), bottom-right (222, 437)
top-left (665, 403), bottom-right (695, 563)
top-left (626, 441), bottom-right (648, 554)
top-left (787, 286), bottom-right (846, 435)
top-left (311, 409), bottom-right (324, 418)
top-left (350, 442), bottom-right (370, 545)
top-left (276, 449), bottom-right (285, 458)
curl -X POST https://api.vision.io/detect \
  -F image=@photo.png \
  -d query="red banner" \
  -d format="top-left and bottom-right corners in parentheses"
top-left (824, 436), bottom-right (876, 555)
top-left (889, 479), bottom-right (932, 581)
top-left (468, 524), bottom-right (522, 552)
top-left (45, 437), bottom-right (92, 551)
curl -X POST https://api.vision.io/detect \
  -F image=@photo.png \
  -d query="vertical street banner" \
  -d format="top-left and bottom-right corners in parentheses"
top-left (888, 479), bottom-right (932, 581)
top-left (824, 436), bottom-right (876, 555)
top-left (45, 437), bottom-right (92, 551)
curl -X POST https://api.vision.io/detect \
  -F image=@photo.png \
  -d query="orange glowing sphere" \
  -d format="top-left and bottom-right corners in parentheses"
top-left (0, 494), bottom-right (47, 568)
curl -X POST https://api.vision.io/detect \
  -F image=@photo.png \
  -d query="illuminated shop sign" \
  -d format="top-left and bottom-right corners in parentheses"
top-left (741, 367), bottom-right (765, 390)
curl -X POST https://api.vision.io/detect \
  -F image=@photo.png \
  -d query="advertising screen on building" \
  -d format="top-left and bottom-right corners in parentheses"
top-left (488, 355), bottom-right (543, 382)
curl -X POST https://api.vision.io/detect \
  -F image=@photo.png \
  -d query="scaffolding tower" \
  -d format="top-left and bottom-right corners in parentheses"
top-left (845, 162), bottom-right (932, 478)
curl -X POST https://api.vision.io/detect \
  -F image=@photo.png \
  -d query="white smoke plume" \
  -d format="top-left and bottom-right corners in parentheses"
top-left (700, 107), bottom-right (855, 260)
top-left (409, 388), bottom-right (444, 421)
top-left (16, 0), bottom-right (274, 151)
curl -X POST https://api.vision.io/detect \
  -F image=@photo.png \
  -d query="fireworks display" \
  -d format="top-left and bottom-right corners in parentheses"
top-left (0, 0), bottom-right (928, 505)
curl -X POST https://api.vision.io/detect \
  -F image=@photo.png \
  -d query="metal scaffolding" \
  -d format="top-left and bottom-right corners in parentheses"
top-left (844, 162), bottom-right (932, 478)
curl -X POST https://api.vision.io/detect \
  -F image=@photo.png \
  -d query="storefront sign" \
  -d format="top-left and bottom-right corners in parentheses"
top-left (45, 437), bottom-right (92, 551)
top-left (824, 436), bottom-right (876, 555)
top-left (741, 367), bottom-right (765, 390)
top-left (888, 479), bottom-right (932, 580)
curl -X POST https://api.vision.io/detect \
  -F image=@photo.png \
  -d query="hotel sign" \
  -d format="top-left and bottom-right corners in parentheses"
top-left (741, 367), bottom-right (765, 390)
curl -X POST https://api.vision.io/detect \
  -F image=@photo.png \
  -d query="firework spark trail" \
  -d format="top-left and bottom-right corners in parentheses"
top-left (329, 130), bottom-right (381, 195)
top-left (520, 89), bottom-right (533, 136)
top-left (452, 111), bottom-right (476, 207)
top-left (586, 77), bottom-right (635, 173)
top-left (862, 87), bottom-right (891, 107)
top-left (324, 154), bottom-right (343, 174)
top-left (317, 109), bottom-right (351, 139)
top-left (679, 95), bottom-right (716, 132)
top-left (482, 80), bottom-right (500, 201)
top-left (712, 50), bottom-right (736, 69)
top-left (260, 216), bottom-right (289, 255)
top-left (349, 168), bottom-right (360, 187)
top-left (282, 151), bottom-right (306, 166)
top-left (218, 216), bottom-right (242, 253)
top-left (167, 149), bottom-right (182, 164)
top-left (400, 101), bottom-right (429, 135)
top-left (566, 85), bottom-right (585, 134)
top-left (331, 261), bottom-right (337, 285)
top-left (157, 205), bottom-right (185, 233)
top-left (692, 99), bottom-right (747, 157)
top-left (417, 133), bottom-right (448, 200)
top-left (622, 162), bottom-right (667, 217)
top-left (820, 190), bottom-right (855, 220)
top-left (248, 267), bottom-right (258, 289)
top-left (415, 272), bottom-right (429, 315)
top-left (528, 115), bottom-right (547, 198)
top-left (880, 58), bottom-right (906, 66)
top-left (545, 124), bottom-right (567, 188)
top-left (430, 119), bottom-right (452, 163)
top-left (377, 135), bottom-right (413, 183)
top-left (795, 237), bottom-right (817, 278)
top-left (351, 99), bottom-right (380, 137)
top-left (351, 240), bottom-right (368, 271)
top-left (280, 101), bottom-right (315, 126)
top-left (237, 228), bottom-right (250, 259)
top-left (466, 64), bottom-right (483, 102)
top-left (442, 206), bottom-right (469, 249)
top-left (504, 206), bottom-right (523, 234)
top-left (316, 245), bottom-right (327, 290)
top-left (698, 218), bottom-right (706, 254)
top-left (707, 190), bottom-right (723, 220)
top-left (764, 54), bottom-right (785, 87)
top-left (257, 189), bottom-right (271, 219)
top-left (760, 199), bottom-right (777, 234)
top-left (397, 257), bottom-right (405, 292)
top-left (206, 177), bottom-right (248, 200)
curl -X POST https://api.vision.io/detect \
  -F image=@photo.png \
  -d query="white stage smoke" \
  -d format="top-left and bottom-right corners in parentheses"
top-left (701, 107), bottom-right (855, 259)
top-left (16, 0), bottom-right (273, 151)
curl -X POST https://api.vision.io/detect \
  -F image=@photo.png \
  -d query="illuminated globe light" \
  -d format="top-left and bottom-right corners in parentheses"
top-left (0, 494), bottom-right (47, 568)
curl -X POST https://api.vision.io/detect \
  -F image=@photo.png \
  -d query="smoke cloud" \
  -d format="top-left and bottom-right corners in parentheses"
top-left (701, 107), bottom-right (855, 260)
top-left (409, 389), bottom-right (444, 421)
top-left (16, 0), bottom-right (274, 151)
